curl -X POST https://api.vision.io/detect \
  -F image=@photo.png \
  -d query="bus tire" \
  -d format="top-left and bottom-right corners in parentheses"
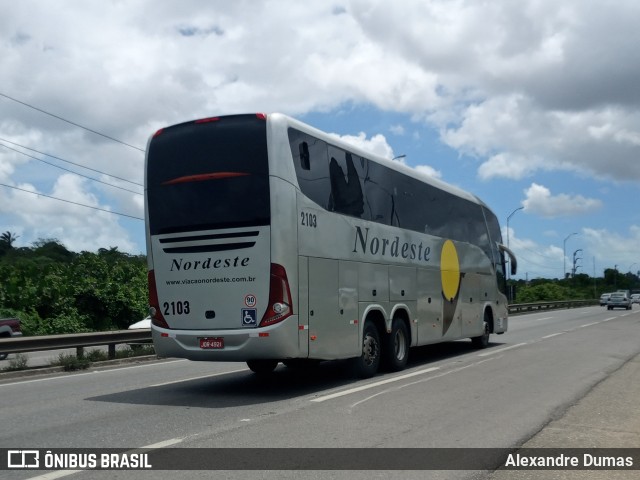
top-left (351, 321), bottom-right (381, 379)
top-left (247, 359), bottom-right (279, 374)
top-left (383, 318), bottom-right (409, 371)
top-left (471, 313), bottom-right (491, 349)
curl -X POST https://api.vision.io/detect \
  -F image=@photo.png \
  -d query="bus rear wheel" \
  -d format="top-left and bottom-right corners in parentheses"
top-left (383, 318), bottom-right (409, 371)
top-left (247, 359), bottom-right (279, 374)
top-left (351, 321), bottom-right (381, 379)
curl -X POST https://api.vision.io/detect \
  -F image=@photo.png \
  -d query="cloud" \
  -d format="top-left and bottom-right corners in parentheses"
top-left (415, 165), bottom-right (442, 179)
top-left (583, 226), bottom-right (640, 267)
top-left (1, 174), bottom-right (137, 252)
top-left (501, 228), bottom-right (566, 278)
top-left (522, 183), bottom-right (602, 218)
top-left (328, 132), bottom-right (442, 179)
top-left (328, 131), bottom-right (395, 160)
top-left (350, 0), bottom-right (640, 182)
top-left (389, 124), bottom-right (405, 136)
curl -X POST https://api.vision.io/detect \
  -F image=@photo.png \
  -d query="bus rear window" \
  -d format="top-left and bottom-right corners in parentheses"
top-left (146, 115), bottom-right (270, 235)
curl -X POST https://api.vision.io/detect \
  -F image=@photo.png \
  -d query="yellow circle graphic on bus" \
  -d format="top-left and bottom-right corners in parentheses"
top-left (441, 239), bottom-right (460, 302)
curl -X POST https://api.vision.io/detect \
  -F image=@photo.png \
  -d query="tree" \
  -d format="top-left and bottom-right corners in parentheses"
top-left (0, 239), bottom-right (147, 335)
top-left (0, 231), bottom-right (19, 256)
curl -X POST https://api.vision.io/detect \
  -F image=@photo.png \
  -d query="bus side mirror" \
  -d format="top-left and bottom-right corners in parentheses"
top-left (498, 243), bottom-right (517, 276)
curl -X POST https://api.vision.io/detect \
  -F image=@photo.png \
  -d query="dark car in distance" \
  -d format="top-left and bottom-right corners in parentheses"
top-left (0, 317), bottom-right (22, 360)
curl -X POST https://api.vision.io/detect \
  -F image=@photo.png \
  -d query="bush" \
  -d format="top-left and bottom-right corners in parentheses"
top-left (4, 353), bottom-right (28, 371)
top-left (52, 353), bottom-right (91, 371)
top-left (84, 349), bottom-right (108, 362)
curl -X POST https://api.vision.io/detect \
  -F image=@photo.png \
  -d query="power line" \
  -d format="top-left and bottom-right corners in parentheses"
top-left (0, 137), bottom-right (143, 186)
top-left (0, 183), bottom-right (143, 221)
top-left (0, 142), bottom-right (143, 196)
top-left (0, 92), bottom-right (145, 153)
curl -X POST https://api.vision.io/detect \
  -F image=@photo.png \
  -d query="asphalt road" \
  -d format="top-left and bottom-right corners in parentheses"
top-left (1, 305), bottom-right (639, 480)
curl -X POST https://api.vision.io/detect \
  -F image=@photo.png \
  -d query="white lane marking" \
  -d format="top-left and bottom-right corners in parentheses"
top-left (477, 343), bottom-right (527, 357)
top-left (149, 368), bottom-right (247, 387)
top-left (25, 438), bottom-right (183, 480)
top-left (310, 366), bottom-right (440, 403)
top-left (0, 359), bottom-right (187, 388)
top-left (142, 438), bottom-right (183, 449)
top-left (535, 317), bottom-right (554, 321)
top-left (542, 332), bottom-right (564, 339)
top-left (349, 357), bottom-right (498, 410)
top-left (578, 322), bottom-right (598, 328)
top-left (26, 471), bottom-right (75, 480)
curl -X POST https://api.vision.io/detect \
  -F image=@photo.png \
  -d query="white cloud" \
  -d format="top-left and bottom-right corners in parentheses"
top-left (389, 124), bottom-right (405, 136)
top-left (522, 183), bottom-right (602, 218)
top-left (583, 226), bottom-right (640, 267)
top-left (1, 174), bottom-right (137, 252)
top-left (415, 165), bottom-right (442, 179)
top-left (328, 132), bottom-right (442, 179)
top-left (328, 132), bottom-right (395, 160)
top-left (501, 228), bottom-right (566, 278)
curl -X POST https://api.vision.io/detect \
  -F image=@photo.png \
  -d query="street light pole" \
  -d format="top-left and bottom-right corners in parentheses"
top-left (563, 232), bottom-right (578, 279)
top-left (506, 206), bottom-right (524, 250)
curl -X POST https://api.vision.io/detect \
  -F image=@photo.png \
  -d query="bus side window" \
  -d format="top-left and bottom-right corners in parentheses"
top-left (299, 142), bottom-right (310, 170)
top-left (328, 151), bottom-right (365, 218)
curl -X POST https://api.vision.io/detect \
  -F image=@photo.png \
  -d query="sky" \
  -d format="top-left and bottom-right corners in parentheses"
top-left (1, 0), bottom-right (640, 281)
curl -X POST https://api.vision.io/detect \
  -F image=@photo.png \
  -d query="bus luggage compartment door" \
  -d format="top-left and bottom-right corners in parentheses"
top-left (308, 257), bottom-right (359, 359)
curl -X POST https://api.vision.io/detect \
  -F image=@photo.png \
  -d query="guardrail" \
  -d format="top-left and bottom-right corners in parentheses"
top-left (507, 299), bottom-right (598, 314)
top-left (0, 300), bottom-right (600, 358)
top-left (0, 330), bottom-right (152, 359)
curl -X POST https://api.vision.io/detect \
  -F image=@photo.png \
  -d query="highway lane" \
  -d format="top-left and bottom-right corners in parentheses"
top-left (1, 306), bottom-right (639, 480)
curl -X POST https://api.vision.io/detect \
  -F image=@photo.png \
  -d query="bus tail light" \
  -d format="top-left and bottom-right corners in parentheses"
top-left (148, 270), bottom-right (170, 329)
top-left (260, 263), bottom-right (292, 327)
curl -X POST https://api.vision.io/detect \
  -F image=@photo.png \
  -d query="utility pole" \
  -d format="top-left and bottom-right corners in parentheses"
top-left (572, 249), bottom-right (583, 277)
top-left (563, 233), bottom-right (578, 279)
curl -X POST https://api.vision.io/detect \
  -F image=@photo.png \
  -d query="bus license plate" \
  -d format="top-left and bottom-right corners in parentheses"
top-left (200, 337), bottom-right (224, 349)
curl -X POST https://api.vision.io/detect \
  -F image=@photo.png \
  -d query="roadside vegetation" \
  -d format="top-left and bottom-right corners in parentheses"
top-left (0, 233), bottom-right (147, 335)
top-left (509, 270), bottom-right (639, 303)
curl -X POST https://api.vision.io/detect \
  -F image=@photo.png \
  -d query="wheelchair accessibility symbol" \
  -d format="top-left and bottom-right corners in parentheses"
top-left (241, 308), bottom-right (257, 327)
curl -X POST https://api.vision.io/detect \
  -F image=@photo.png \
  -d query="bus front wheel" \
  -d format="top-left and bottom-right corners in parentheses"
top-left (247, 359), bottom-right (279, 374)
top-left (471, 314), bottom-right (491, 349)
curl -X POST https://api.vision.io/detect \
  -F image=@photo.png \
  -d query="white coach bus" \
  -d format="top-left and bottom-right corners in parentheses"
top-left (145, 113), bottom-right (517, 377)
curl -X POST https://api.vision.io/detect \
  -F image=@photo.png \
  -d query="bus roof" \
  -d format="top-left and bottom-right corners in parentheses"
top-left (269, 113), bottom-right (486, 209)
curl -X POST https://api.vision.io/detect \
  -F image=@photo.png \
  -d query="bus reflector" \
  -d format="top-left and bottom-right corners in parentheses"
top-left (148, 270), bottom-right (170, 329)
top-left (259, 263), bottom-right (293, 327)
top-left (256, 113), bottom-right (267, 120)
top-left (259, 332), bottom-right (270, 338)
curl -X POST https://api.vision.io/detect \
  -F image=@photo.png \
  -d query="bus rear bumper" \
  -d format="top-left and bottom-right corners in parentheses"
top-left (151, 315), bottom-right (301, 361)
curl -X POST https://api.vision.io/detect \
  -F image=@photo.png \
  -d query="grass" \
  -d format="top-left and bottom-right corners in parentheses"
top-left (3, 352), bottom-right (29, 371)
top-left (2, 345), bottom-right (156, 372)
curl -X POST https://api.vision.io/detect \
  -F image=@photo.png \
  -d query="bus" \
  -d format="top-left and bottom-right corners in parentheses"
top-left (144, 113), bottom-right (517, 378)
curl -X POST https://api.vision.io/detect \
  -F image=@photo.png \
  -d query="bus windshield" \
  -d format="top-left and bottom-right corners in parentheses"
top-left (146, 115), bottom-right (270, 235)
